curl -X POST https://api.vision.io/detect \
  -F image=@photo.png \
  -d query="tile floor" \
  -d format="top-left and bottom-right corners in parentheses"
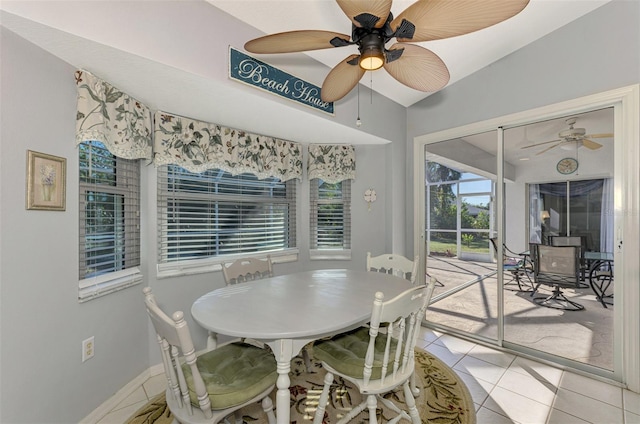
top-left (96, 327), bottom-right (640, 424)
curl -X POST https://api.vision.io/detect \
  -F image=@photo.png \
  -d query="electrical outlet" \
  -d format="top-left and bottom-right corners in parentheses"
top-left (82, 336), bottom-right (95, 362)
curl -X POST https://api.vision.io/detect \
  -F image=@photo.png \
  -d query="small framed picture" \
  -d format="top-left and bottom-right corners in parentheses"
top-left (26, 150), bottom-right (66, 211)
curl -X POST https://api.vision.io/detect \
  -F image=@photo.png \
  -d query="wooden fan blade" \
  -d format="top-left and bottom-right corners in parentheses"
top-left (245, 30), bottom-right (351, 54)
top-left (521, 139), bottom-right (561, 149)
top-left (391, 0), bottom-right (529, 42)
top-left (321, 55), bottom-right (365, 102)
top-left (536, 142), bottom-right (561, 155)
top-left (383, 43), bottom-right (450, 92)
top-left (336, 0), bottom-right (392, 29)
top-left (582, 139), bottom-right (603, 150)
top-left (584, 133), bottom-right (614, 139)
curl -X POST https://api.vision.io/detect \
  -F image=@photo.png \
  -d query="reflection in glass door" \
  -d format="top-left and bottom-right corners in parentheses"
top-left (424, 131), bottom-right (500, 342)
top-left (421, 107), bottom-right (616, 375)
top-left (503, 108), bottom-right (614, 372)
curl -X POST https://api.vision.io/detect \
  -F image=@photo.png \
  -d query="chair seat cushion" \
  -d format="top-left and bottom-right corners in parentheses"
top-left (182, 342), bottom-right (277, 409)
top-left (314, 326), bottom-right (399, 380)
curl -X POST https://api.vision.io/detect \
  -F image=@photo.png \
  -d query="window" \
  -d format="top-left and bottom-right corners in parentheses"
top-left (79, 141), bottom-right (141, 301)
top-left (157, 165), bottom-right (297, 272)
top-left (529, 179), bottom-right (609, 251)
top-left (310, 179), bottom-right (351, 258)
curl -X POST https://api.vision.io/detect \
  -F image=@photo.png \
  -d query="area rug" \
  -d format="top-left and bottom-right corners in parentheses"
top-left (126, 347), bottom-right (476, 424)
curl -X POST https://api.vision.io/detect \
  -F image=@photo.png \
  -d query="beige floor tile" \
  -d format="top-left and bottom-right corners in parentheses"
top-left (433, 333), bottom-right (478, 354)
top-left (454, 369), bottom-right (495, 406)
top-left (97, 400), bottom-right (146, 424)
top-left (476, 406), bottom-right (518, 424)
top-left (507, 356), bottom-right (564, 386)
top-left (483, 386), bottom-right (551, 424)
top-left (552, 387), bottom-right (623, 423)
top-left (559, 371), bottom-right (622, 408)
top-left (624, 389), bottom-right (640, 415)
top-left (497, 369), bottom-right (558, 406)
top-left (143, 373), bottom-right (166, 398)
top-left (426, 342), bottom-right (466, 367)
top-left (454, 355), bottom-right (507, 385)
top-left (625, 409), bottom-right (640, 424)
top-left (468, 344), bottom-right (516, 368)
top-left (112, 386), bottom-right (147, 411)
top-left (545, 408), bottom-right (590, 423)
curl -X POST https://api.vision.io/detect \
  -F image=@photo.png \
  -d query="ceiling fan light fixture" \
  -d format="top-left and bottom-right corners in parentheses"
top-left (359, 47), bottom-right (384, 70)
top-left (358, 33), bottom-right (385, 70)
top-left (560, 140), bottom-right (583, 150)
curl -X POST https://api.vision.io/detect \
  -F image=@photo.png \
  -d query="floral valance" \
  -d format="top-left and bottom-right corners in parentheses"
top-left (153, 111), bottom-right (303, 181)
top-left (75, 70), bottom-right (152, 160)
top-left (307, 144), bottom-right (356, 183)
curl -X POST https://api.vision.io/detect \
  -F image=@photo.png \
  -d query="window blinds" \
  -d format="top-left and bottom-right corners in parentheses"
top-left (157, 165), bottom-right (297, 262)
top-left (79, 141), bottom-right (141, 279)
top-left (310, 179), bottom-right (351, 250)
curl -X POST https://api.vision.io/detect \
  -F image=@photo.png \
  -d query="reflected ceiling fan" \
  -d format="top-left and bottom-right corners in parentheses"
top-left (244, 0), bottom-right (530, 102)
top-left (522, 118), bottom-right (614, 156)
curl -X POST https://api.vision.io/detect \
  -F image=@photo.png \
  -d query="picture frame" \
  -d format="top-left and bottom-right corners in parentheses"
top-left (26, 150), bottom-right (66, 211)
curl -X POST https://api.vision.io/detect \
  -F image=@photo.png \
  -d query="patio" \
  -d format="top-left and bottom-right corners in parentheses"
top-left (424, 255), bottom-right (614, 371)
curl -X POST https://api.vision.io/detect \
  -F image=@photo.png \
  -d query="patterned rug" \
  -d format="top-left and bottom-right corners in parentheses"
top-left (126, 347), bottom-right (476, 424)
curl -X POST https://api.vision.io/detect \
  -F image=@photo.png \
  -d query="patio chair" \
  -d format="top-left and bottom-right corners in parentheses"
top-left (143, 287), bottom-right (277, 424)
top-left (531, 244), bottom-right (584, 311)
top-left (550, 236), bottom-right (588, 285)
top-left (489, 238), bottom-right (533, 292)
top-left (312, 280), bottom-right (436, 424)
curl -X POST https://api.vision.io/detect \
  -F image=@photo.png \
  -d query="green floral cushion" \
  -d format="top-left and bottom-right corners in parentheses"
top-left (182, 342), bottom-right (277, 409)
top-left (314, 326), bottom-right (399, 380)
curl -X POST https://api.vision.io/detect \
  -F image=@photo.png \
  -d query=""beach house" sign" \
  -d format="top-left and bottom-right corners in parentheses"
top-left (229, 47), bottom-right (334, 115)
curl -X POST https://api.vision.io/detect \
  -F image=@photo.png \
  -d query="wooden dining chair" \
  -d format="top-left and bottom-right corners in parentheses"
top-left (312, 279), bottom-right (436, 424)
top-left (221, 256), bottom-right (273, 285)
top-left (143, 287), bottom-right (277, 424)
top-left (366, 252), bottom-right (419, 285)
top-left (220, 255), bottom-right (312, 372)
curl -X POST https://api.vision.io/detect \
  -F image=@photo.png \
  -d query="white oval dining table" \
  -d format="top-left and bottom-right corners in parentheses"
top-left (191, 268), bottom-right (412, 424)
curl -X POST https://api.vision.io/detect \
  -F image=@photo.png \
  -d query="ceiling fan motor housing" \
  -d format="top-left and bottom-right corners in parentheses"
top-left (559, 127), bottom-right (586, 140)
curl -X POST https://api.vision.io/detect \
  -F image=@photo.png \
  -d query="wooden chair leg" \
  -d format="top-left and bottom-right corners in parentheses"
top-left (261, 396), bottom-right (276, 424)
top-left (313, 372), bottom-right (333, 424)
top-left (366, 394), bottom-right (378, 424)
top-left (410, 372), bottom-right (420, 397)
top-left (404, 381), bottom-right (421, 424)
top-left (302, 347), bottom-right (312, 373)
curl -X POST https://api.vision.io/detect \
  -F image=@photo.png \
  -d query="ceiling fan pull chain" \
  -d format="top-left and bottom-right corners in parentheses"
top-left (370, 72), bottom-right (373, 104)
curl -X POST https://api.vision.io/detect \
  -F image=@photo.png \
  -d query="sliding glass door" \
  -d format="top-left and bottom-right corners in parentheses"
top-left (414, 97), bottom-right (630, 383)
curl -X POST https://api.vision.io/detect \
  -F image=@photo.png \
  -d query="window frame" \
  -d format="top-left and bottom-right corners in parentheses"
top-left (78, 140), bottom-right (142, 302)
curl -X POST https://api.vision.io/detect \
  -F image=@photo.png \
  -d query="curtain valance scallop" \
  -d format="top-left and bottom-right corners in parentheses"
top-left (75, 70), bottom-right (152, 160)
top-left (152, 111), bottom-right (302, 181)
top-left (307, 144), bottom-right (356, 183)
top-left (74, 71), bottom-right (355, 182)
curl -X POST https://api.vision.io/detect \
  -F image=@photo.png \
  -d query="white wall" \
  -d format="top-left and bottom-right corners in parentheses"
top-left (0, 28), bottom-right (150, 422)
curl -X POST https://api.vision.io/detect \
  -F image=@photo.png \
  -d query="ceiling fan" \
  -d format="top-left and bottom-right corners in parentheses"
top-left (522, 118), bottom-right (614, 156)
top-left (244, 0), bottom-right (530, 103)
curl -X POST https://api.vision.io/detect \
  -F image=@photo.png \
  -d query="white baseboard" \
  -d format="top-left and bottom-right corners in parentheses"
top-left (80, 365), bottom-right (161, 424)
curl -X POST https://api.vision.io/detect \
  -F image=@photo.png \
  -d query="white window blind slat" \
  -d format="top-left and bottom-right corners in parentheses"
top-left (158, 165), bottom-right (296, 263)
